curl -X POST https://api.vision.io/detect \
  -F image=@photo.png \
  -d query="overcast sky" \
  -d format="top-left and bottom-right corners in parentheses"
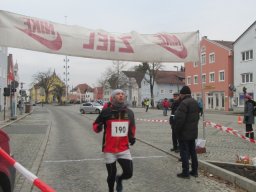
top-left (1, 0), bottom-right (256, 90)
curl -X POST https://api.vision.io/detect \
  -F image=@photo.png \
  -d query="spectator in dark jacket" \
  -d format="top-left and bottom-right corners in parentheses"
top-left (174, 86), bottom-right (200, 179)
top-left (243, 94), bottom-right (254, 139)
top-left (169, 93), bottom-right (180, 152)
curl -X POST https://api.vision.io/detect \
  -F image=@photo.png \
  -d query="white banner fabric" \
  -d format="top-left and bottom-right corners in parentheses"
top-left (0, 10), bottom-right (199, 62)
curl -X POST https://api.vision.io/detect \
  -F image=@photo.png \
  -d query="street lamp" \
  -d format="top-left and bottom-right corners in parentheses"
top-left (63, 57), bottom-right (70, 102)
top-left (174, 66), bottom-right (179, 92)
top-left (63, 16), bottom-right (70, 102)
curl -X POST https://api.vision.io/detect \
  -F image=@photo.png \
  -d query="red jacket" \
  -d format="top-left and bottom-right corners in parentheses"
top-left (162, 100), bottom-right (170, 108)
top-left (93, 106), bottom-right (136, 153)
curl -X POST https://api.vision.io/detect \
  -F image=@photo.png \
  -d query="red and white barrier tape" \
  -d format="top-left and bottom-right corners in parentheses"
top-left (205, 121), bottom-right (256, 144)
top-left (0, 148), bottom-right (55, 192)
top-left (136, 118), bottom-right (168, 123)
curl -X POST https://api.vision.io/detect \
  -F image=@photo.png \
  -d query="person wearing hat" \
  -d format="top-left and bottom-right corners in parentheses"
top-left (173, 86), bottom-right (200, 179)
top-left (244, 94), bottom-right (255, 139)
top-left (93, 89), bottom-right (136, 192)
top-left (169, 92), bottom-right (180, 153)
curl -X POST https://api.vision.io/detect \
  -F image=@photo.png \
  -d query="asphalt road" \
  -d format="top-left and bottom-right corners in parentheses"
top-left (3, 105), bottom-right (250, 192)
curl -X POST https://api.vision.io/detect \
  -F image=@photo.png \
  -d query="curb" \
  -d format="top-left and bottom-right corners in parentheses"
top-left (199, 160), bottom-right (256, 192)
top-left (0, 111), bottom-right (32, 129)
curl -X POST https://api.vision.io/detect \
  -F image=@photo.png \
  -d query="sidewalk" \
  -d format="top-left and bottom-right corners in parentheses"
top-left (0, 109), bottom-right (33, 127)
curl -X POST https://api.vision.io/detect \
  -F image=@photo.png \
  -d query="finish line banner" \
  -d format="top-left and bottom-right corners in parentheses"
top-left (0, 10), bottom-right (199, 62)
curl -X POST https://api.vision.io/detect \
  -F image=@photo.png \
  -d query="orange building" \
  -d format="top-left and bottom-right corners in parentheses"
top-left (185, 37), bottom-right (234, 111)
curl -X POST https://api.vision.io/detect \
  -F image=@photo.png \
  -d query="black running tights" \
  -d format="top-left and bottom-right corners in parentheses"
top-left (106, 159), bottom-right (133, 192)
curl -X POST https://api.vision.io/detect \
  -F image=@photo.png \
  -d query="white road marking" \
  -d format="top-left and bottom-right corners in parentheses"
top-left (44, 155), bottom-right (167, 163)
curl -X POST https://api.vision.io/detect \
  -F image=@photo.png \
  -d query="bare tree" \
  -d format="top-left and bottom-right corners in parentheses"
top-left (33, 69), bottom-right (55, 103)
top-left (52, 84), bottom-right (66, 104)
top-left (143, 62), bottom-right (163, 107)
top-left (99, 61), bottom-right (128, 89)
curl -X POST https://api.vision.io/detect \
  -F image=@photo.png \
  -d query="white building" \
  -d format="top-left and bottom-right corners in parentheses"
top-left (140, 70), bottom-right (185, 106)
top-left (233, 21), bottom-right (256, 110)
top-left (0, 46), bottom-right (8, 111)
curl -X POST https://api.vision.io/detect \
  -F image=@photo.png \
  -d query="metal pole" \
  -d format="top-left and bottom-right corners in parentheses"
top-left (65, 55), bottom-right (68, 101)
top-left (198, 32), bottom-right (206, 139)
top-left (64, 16), bottom-right (69, 102)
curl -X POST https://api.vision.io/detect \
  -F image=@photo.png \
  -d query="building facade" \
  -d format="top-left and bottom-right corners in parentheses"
top-left (185, 37), bottom-right (234, 111)
top-left (0, 47), bottom-right (8, 111)
top-left (233, 21), bottom-right (256, 111)
top-left (140, 70), bottom-right (185, 106)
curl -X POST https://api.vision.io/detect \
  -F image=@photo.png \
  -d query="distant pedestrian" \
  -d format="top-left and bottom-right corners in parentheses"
top-left (144, 99), bottom-right (150, 112)
top-left (174, 86), bottom-right (200, 179)
top-left (169, 93), bottom-right (180, 153)
top-left (243, 94), bottom-right (254, 139)
top-left (162, 98), bottom-right (170, 116)
top-left (198, 99), bottom-right (203, 116)
top-left (41, 99), bottom-right (44, 107)
top-left (18, 99), bottom-right (24, 115)
top-left (93, 89), bottom-right (136, 192)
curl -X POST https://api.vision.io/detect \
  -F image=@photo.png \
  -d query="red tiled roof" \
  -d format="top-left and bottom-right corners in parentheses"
top-left (155, 71), bottom-right (185, 85)
top-left (73, 83), bottom-right (93, 93)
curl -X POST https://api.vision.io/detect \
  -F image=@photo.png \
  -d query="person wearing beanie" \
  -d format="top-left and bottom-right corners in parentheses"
top-left (174, 85), bottom-right (200, 179)
top-left (243, 94), bottom-right (255, 139)
top-left (179, 85), bottom-right (191, 95)
top-left (93, 89), bottom-right (136, 192)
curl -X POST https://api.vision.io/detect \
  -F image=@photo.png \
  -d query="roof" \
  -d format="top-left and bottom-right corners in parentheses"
top-left (213, 40), bottom-right (234, 50)
top-left (234, 20), bottom-right (256, 43)
top-left (155, 71), bottom-right (185, 85)
top-left (203, 37), bottom-right (233, 51)
top-left (122, 71), bottom-right (145, 88)
top-left (73, 83), bottom-right (93, 93)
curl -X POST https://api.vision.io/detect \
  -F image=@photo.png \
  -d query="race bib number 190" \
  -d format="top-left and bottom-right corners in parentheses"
top-left (111, 121), bottom-right (129, 137)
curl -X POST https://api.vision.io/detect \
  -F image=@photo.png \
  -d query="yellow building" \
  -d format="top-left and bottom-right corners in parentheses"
top-left (30, 71), bottom-right (66, 104)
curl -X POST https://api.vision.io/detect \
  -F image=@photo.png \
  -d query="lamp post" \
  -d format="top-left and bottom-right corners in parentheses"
top-left (63, 56), bottom-right (70, 102)
top-left (63, 16), bottom-right (70, 102)
top-left (174, 66), bottom-right (179, 92)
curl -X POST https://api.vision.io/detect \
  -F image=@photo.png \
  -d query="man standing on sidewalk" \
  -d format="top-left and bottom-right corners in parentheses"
top-left (174, 86), bottom-right (200, 179)
top-left (169, 92), bottom-right (180, 153)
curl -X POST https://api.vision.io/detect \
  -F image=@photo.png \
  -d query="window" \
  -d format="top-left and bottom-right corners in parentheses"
top-left (241, 50), bottom-right (253, 61)
top-left (194, 75), bottom-right (198, 84)
top-left (160, 89), bottom-right (164, 94)
top-left (219, 71), bottom-right (225, 81)
top-left (187, 76), bottom-right (191, 85)
top-left (241, 73), bottom-right (253, 83)
top-left (202, 74), bottom-right (206, 83)
top-left (209, 53), bottom-right (215, 63)
top-left (201, 53), bottom-right (206, 65)
top-left (169, 90), bottom-right (173, 93)
top-left (193, 61), bottom-right (198, 67)
top-left (209, 72), bottom-right (215, 82)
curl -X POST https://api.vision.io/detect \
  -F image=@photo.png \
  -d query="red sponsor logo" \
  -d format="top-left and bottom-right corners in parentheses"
top-left (16, 18), bottom-right (62, 51)
top-left (154, 33), bottom-right (187, 59)
top-left (83, 32), bottom-right (134, 53)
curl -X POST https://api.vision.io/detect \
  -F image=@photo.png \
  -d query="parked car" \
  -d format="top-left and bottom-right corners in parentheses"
top-left (0, 129), bottom-right (16, 192)
top-left (79, 102), bottom-right (103, 114)
top-left (156, 98), bottom-right (174, 109)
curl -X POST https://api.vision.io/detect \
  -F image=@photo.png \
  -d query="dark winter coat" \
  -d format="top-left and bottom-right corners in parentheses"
top-left (173, 95), bottom-right (200, 141)
top-left (243, 100), bottom-right (255, 124)
top-left (169, 99), bottom-right (180, 125)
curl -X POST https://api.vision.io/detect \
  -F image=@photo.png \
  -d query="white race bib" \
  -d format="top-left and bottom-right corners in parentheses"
top-left (111, 121), bottom-right (129, 137)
